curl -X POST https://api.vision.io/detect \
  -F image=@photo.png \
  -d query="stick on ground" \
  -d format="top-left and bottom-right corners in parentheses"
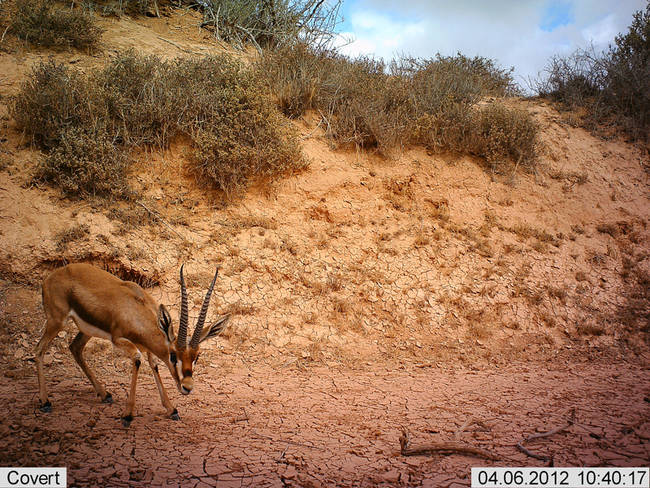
top-left (516, 408), bottom-right (576, 465)
top-left (400, 428), bottom-right (499, 461)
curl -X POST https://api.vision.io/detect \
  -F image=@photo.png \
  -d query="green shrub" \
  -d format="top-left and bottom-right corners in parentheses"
top-left (11, 0), bottom-right (102, 49)
top-left (36, 127), bottom-right (129, 198)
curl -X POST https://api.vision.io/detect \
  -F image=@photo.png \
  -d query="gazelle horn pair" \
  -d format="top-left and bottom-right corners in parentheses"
top-left (178, 264), bottom-right (218, 351)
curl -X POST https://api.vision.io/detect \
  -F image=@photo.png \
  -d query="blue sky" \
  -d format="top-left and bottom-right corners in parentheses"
top-left (334, 0), bottom-right (646, 87)
top-left (540, 2), bottom-right (574, 31)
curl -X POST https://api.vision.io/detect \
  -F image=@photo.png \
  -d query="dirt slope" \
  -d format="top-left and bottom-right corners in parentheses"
top-left (0, 9), bottom-right (649, 488)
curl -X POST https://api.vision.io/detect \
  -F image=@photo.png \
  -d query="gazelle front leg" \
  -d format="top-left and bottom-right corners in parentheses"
top-left (147, 352), bottom-right (180, 420)
top-left (113, 338), bottom-right (141, 427)
top-left (35, 317), bottom-right (66, 412)
top-left (69, 332), bottom-right (112, 404)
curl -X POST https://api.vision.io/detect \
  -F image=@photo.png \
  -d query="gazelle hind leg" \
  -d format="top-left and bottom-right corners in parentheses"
top-left (147, 352), bottom-right (179, 420)
top-left (113, 337), bottom-right (141, 427)
top-left (69, 332), bottom-right (111, 403)
top-left (35, 317), bottom-right (66, 412)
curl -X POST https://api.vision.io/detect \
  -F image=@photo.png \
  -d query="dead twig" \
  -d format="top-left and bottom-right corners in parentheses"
top-left (136, 201), bottom-right (185, 241)
top-left (516, 408), bottom-right (575, 465)
top-left (454, 416), bottom-right (474, 440)
top-left (399, 428), bottom-right (499, 461)
top-left (0, 25), bottom-right (10, 43)
top-left (300, 118), bottom-right (324, 140)
top-left (232, 408), bottom-right (249, 423)
top-left (156, 36), bottom-right (196, 55)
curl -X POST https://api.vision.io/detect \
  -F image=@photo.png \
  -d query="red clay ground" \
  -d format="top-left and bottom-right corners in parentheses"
top-left (0, 350), bottom-right (648, 487)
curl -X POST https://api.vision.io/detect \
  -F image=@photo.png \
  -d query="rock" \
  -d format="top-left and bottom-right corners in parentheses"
top-left (283, 466), bottom-right (297, 479)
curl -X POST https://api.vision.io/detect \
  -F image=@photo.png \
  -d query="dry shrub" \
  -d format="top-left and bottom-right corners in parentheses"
top-left (319, 57), bottom-right (412, 154)
top-left (10, 0), bottom-right (102, 49)
top-left (537, 4), bottom-right (650, 142)
top-left (12, 51), bottom-right (304, 199)
top-left (260, 45), bottom-right (412, 153)
top-left (96, 51), bottom-right (175, 146)
top-left (191, 121), bottom-right (302, 197)
top-left (93, 0), bottom-right (157, 16)
top-left (36, 127), bottom-right (129, 198)
top-left (471, 103), bottom-right (539, 169)
top-left (197, 0), bottom-right (342, 50)
top-left (403, 53), bottom-right (518, 101)
top-left (11, 60), bottom-right (92, 150)
top-left (258, 44), bottom-right (537, 166)
top-left (257, 43), bottom-right (328, 117)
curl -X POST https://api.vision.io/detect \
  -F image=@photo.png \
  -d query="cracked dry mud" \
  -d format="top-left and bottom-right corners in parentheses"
top-left (1, 352), bottom-right (648, 487)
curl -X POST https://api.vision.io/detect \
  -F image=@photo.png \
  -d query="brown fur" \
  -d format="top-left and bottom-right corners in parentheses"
top-left (35, 263), bottom-right (228, 425)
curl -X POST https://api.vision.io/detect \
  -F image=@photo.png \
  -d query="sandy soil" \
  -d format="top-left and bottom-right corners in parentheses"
top-left (0, 7), bottom-right (649, 488)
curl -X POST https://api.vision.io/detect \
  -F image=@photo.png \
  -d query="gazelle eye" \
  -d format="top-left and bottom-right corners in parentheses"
top-left (194, 353), bottom-right (201, 364)
top-left (170, 352), bottom-right (177, 364)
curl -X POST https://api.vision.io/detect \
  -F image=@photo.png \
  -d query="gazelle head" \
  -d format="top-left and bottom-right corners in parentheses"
top-left (158, 265), bottom-right (229, 395)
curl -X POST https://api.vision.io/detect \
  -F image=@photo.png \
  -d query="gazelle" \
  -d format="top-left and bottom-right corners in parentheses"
top-left (36, 263), bottom-right (229, 426)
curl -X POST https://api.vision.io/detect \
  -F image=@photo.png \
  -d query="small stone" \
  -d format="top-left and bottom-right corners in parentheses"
top-left (283, 467), bottom-right (297, 479)
top-left (383, 469), bottom-right (400, 483)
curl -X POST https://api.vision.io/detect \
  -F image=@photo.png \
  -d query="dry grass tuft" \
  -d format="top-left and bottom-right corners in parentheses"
top-left (54, 223), bottom-right (90, 252)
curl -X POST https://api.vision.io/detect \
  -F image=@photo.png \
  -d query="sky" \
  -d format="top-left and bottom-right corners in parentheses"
top-left (334, 0), bottom-right (647, 88)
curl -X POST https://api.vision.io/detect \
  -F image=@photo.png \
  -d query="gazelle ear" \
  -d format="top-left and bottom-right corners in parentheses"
top-left (158, 304), bottom-right (174, 342)
top-left (198, 314), bottom-right (230, 344)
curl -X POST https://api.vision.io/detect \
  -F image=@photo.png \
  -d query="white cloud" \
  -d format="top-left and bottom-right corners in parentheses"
top-left (336, 0), bottom-right (646, 87)
top-left (336, 11), bottom-right (427, 57)
top-left (581, 14), bottom-right (618, 45)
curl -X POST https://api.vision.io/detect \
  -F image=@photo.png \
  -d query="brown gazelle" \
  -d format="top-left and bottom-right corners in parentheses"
top-left (36, 263), bottom-right (229, 426)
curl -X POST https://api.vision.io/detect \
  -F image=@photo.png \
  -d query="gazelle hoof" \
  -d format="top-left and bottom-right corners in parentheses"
top-left (39, 400), bottom-right (52, 413)
top-left (121, 415), bottom-right (133, 427)
top-left (102, 392), bottom-right (113, 404)
top-left (170, 409), bottom-right (180, 421)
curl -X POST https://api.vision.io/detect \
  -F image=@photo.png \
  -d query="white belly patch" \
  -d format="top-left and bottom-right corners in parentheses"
top-left (68, 309), bottom-right (112, 341)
